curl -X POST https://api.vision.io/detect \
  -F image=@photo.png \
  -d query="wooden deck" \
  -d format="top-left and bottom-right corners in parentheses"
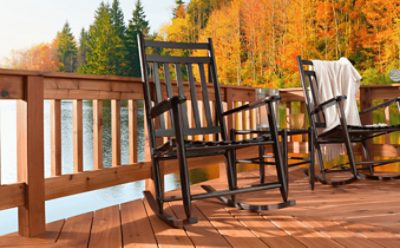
top-left (2, 168), bottom-right (400, 248)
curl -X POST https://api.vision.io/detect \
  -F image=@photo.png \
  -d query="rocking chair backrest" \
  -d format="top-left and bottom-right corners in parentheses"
top-left (297, 56), bottom-right (327, 129)
top-left (137, 33), bottom-right (227, 147)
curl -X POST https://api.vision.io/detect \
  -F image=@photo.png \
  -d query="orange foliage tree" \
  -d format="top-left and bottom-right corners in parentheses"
top-left (151, 0), bottom-right (400, 87)
top-left (6, 42), bottom-right (59, 71)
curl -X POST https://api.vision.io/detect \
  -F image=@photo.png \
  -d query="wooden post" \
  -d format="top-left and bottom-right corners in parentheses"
top-left (128, 100), bottom-right (138, 164)
top-left (93, 100), bottom-right (103, 169)
top-left (17, 76), bottom-right (45, 237)
top-left (73, 100), bottom-right (83, 172)
top-left (50, 100), bottom-right (62, 176)
top-left (111, 100), bottom-right (121, 166)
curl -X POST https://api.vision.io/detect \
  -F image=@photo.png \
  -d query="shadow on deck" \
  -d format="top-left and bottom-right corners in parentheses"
top-left (1, 168), bottom-right (400, 248)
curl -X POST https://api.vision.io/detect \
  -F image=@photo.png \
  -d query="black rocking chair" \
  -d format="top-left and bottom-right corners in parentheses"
top-left (297, 56), bottom-right (400, 186)
top-left (138, 33), bottom-right (295, 227)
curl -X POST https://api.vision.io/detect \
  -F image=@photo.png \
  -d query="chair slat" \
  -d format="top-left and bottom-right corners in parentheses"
top-left (152, 63), bottom-right (165, 130)
top-left (146, 55), bottom-right (211, 64)
top-left (155, 127), bottom-right (221, 137)
top-left (144, 40), bottom-right (209, 50)
top-left (163, 64), bottom-right (173, 98)
top-left (163, 64), bottom-right (174, 129)
top-left (175, 64), bottom-right (189, 129)
top-left (187, 64), bottom-right (201, 128)
top-left (198, 63), bottom-right (213, 128)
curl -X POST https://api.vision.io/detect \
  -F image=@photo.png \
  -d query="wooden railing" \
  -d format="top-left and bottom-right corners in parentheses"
top-left (0, 69), bottom-right (398, 237)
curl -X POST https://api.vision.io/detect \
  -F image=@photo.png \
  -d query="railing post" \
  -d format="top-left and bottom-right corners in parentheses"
top-left (17, 76), bottom-right (45, 237)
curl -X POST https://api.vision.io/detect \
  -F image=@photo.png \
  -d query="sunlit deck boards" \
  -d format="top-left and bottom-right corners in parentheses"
top-left (1, 168), bottom-right (400, 248)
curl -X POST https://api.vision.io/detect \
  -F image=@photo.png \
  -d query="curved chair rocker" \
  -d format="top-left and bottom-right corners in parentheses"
top-left (138, 33), bottom-right (295, 228)
top-left (297, 56), bottom-right (400, 186)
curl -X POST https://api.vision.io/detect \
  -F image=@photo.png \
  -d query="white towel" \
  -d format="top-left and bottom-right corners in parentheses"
top-left (312, 57), bottom-right (362, 132)
top-left (311, 58), bottom-right (362, 162)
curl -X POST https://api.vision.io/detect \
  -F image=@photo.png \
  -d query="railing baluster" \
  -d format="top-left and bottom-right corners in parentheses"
top-left (300, 102), bottom-right (307, 143)
top-left (93, 100), bottom-right (103, 169)
top-left (285, 102), bottom-right (291, 143)
top-left (250, 108), bottom-right (256, 138)
top-left (73, 100), bottom-right (83, 172)
top-left (128, 100), bottom-right (138, 164)
top-left (242, 101), bottom-right (249, 139)
top-left (111, 99), bottom-right (121, 166)
top-left (384, 104), bottom-right (390, 144)
top-left (51, 100), bottom-right (62, 176)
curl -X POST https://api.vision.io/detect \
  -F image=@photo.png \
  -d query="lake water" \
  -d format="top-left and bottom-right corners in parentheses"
top-left (0, 100), bottom-right (218, 235)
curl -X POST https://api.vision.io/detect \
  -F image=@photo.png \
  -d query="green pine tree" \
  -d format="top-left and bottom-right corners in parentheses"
top-left (110, 0), bottom-right (128, 75)
top-left (77, 28), bottom-right (89, 70)
top-left (81, 2), bottom-right (125, 75)
top-left (125, 0), bottom-right (150, 77)
top-left (55, 22), bottom-right (78, 72)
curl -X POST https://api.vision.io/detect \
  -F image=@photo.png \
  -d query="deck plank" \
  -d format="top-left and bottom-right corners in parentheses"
top-left (196, 200), bottom-right (269, 248)
top-left (298, 217), bottom-right (383, 248)
top-left (120, 200), bottom-right (157, 248)
top-left (89, 206), bottom-right (122, 248)
top-left (169, 201), bottom-right (231, 248)
top-left (265, 215), bottom-right (343, 248)
top-left (344, 222), bottom-right (400, 248)
top-left (143, 198), bottom-right (194, 248)
top-left (55, 212), bottom-right (93, 247)
top-left (0, 220), bottom-right (64, 247)
top-left (229, 210), bottom-right (305, 248)
top-left (2, 169), bottom-right (400, 248)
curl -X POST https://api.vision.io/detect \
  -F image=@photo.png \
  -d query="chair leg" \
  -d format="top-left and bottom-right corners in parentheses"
top-left (258, 144), bottom-right (266, 184)
top-left (144, 159), bottom-right (193, 228)
top-left (361, 141), bottom-right (374, 175)
top-left (226, 150), bottom-right (238, 202)
top-left (308, 128), bottom-right (315, 190)
top-left (153, 160), bottom-right (165, 213)
top-left (143, 159), bottom-right (164, 215)
top-left (266, 104), bottom-right (288, 202)
top-left (342, 129), bottom-right (359, 178)
top-left (282, 129), bottom-right (289, 193)
top-left (315, 142), bottom-right (326, 179)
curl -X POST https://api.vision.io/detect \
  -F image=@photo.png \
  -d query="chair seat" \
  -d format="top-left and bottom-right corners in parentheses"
top-left (319, 124), bottom-right (400, 142)
top-left (154, 135), bottom-right (275, 159)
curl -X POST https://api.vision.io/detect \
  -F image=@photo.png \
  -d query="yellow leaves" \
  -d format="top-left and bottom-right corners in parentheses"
top-left (159, 0), bottom-right (400, 86)
top-left (200, 0), bottom-right (241, 85)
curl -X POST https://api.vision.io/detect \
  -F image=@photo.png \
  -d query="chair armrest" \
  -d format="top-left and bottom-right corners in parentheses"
top-left (359, 97), bottom-right (400, 115)
top-left (310, 95), bottom-right (347, 115)
top-left (222, 95), bottom-right (281, 116)
top-left (150, 96), bottom-right (186, 118)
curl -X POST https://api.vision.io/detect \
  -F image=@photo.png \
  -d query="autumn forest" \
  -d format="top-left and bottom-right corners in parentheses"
top-left (4, 0), bottom-right (400, 88)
